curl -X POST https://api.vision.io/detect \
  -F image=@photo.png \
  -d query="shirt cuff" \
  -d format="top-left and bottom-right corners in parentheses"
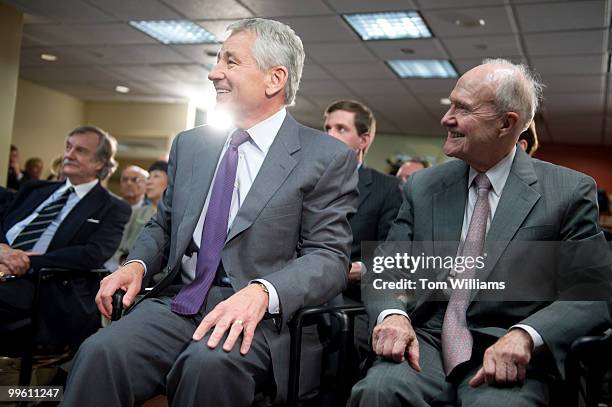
top-left (377, 309), bottom-right (410, 325)
top-left (252, 279), bottom-right (280, 314)
top-left (510, 324), bottom-right (544, 350)
top-left (359, 261), bottom-right (367, 276)
top-left (123, 260), bottom-right (147, 276)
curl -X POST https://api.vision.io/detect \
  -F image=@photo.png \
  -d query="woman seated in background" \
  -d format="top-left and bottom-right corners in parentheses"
top-left (22, 157), bottom-right (44, 183)
top-left (111, 160), bottom-right (168, 265)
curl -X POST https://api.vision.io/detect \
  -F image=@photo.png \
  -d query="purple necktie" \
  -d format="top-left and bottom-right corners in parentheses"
top-left (172, 129), bottom-right (251, 315)
top-left (442, 173), bottom-right (492, 375)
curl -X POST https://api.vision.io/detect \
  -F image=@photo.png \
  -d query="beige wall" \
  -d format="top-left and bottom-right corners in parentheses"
top-left (12, 79), bottom-right (85, 179)
top-left (0, 4), bottom-right (23, 186)
top-left (365, 133), bottom-right (449, 175)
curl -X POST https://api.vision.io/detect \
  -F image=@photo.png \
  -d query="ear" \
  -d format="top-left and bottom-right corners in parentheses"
top-left (265, 65), bottom-right (289, 99)
top-left (517, 139), bottom-right (528, 152)
top-left (499, 111), bottom-right (519, 136)
top-left (358, 131), bottom-right (372, 151)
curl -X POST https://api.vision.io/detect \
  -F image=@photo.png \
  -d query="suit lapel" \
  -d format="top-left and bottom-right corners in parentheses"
top-left (4, 183), bottom-right (62, 231)
top-left (471, 149), bottom-right (540, 301)
top-left (225, 114), bottom-right (300, 243)
top-left (48, 183), bottom-right (106, 250)
top-left (176, 126), bottom-right (228, 258)
top-left (357, 166), bottom-right (372, 209)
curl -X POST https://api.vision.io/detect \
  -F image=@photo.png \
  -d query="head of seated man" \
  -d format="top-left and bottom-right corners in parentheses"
top-left (119, 165), bottom-right (148, 208)
top-left (63, 126), bottom-right (118, 186)
top-left (323, 99), bottom-right (375, 165)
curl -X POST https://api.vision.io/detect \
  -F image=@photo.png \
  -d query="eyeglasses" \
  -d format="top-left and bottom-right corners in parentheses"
top-left (120, 176), bottom-right (145, 184)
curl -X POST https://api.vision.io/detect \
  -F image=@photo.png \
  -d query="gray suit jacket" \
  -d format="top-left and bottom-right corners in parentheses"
top-left (367, 147), bottom-right (611, 378)
top-left (127, 113), bottom-right (359, 401)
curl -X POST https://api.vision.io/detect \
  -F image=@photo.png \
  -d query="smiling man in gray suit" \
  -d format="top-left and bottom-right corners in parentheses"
top-left (62, 18), bottom-right (358, 406)
top-left (350, 59), bottom-right (611, 406)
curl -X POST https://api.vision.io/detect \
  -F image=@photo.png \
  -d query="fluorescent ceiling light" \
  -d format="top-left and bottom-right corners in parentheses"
top-left (115, 85), bottom-right (130, 93)
top-left (40, 53), bottom-right (57, 61)
top-left (129, 20), bottom-right (218, 44)
top-left (387, 59), bottom-right (458, 78)
top-left (343, 11), bottom-right (432, 41)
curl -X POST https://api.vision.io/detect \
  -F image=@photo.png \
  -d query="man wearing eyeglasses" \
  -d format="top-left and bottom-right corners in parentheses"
top-left (119, 165), bottom-right (149, 209)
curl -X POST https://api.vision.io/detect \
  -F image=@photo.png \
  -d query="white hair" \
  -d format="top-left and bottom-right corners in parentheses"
top-left (481, 58), bottom-right (544, 130)
top-left (227, 18), bottom-right (305, 106)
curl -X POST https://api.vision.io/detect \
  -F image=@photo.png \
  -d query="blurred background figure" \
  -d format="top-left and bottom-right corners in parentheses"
top-left (22, 157), bottom-right (44, 183)
top-left (597, 188), bottom-right (612, 240)
top-left (6, 145), bottom-right (22, 191)
top-left (119, 165), bottom-right (148, 209)
top-left (110, 160), bottom-right (168, 266)
top-left (47, 156), bottom-right (65, 182)
top-left (396, 157), bottom-right (430, 184)
top-left (517, 120), bottom-right (539, 156)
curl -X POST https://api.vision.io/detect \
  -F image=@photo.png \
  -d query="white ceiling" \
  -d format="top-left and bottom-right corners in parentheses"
top-left (3, 0), bottom-right (612, 144)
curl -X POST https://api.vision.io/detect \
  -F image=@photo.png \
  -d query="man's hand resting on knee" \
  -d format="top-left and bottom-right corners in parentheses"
top-left (192, 283), bottom-right (269, 356)
top-left (469, 328), bottom-right (533, 387)
top-left (96, 262), bottom-right (144, 319)
top-left (372, 314), bottom-right (421, 371)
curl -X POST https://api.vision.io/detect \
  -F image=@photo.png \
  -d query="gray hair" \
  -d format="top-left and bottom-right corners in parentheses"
top-left (227, 18), bottom-right (305, 106)
top-left (68, 125), bottom-right (118, 181)
top-left (481, 58), bottom-right (544, 130)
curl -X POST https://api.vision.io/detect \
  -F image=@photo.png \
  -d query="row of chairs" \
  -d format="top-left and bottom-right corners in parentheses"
top-left (3, 269), bottom-right (611, 406)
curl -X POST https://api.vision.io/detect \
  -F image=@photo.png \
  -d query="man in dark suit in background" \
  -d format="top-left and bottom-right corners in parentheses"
top-left (324, 100), bottom-right (402, 301)
top-left (62, 18), bottom-right (358, 406)
top-left (350, 59), bottom-right (612, 406)
top-left (0, 125), bottom-right (131, 349)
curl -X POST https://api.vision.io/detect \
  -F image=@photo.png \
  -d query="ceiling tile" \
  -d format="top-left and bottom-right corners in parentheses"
top-left (415, 0), bottom-right (507, 9)
top-left (22, 23), bottom-right (157, 46)
top-left (524, 29), bottom-right (606, 57)
top-left (422, 6), bottom-right (514, 37)
top-left (171, 44), bottom-right (220, 65)
top-left (321, 62), bottom-right (396, 80)
top-left (298, 80), bottom-right (352, 97)
top-left (92, 0), bottom-right (183, 20)
top-left (540, 75), bottom-right (605, 94)
top-left (531, 54), bottom-right (606, 75)
top-left (343, 79), bottom-right (412, 96)
top-left (326, 0), bottom-right (418, 13)
top-left (542, 92), bottom-right (605, 115)
top-left (441, 35), bottom-right (521, 59)
top-left (105, 65), bottom-right (176, 81)
top-left (164, 0), bottom-right (252, 19)
top-left (515, 0), bottom-right (606, 33)
top-left (277, 16), bottom-right (357, 43)
top-left (301, 62), bottom-right (333, 80)
top-left (7, 0), bottom-right (115, 22)
top-left (77, 44), bottom-right (191, 65)
top-left (20, 66), bottom-right (117, 82)
top-left (365, 39), bottom-right (448, 60)
top-left (404, 78), bottom-right (458, 94)
top-left (305, 42), bottom-right (378, 63)
top-left (238, 0), bottom-right (334, 17)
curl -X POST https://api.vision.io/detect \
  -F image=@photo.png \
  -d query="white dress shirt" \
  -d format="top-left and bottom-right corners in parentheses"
top-left (378, 146), bottom-right (544, 350)
top-left (6, 178), bottom-right (99, 253)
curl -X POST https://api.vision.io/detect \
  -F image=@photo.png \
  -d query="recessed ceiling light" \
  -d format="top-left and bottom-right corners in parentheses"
top-left (343, 11), bottom-right (432, 41)
top-left (115, 85), bottom-right (130, 94)
top-left (387, 60), bottom-right (458, 79)
top-left (129, 20), bottom-right (218, 44)
top-left (440, 98), bottom-right (451, 105)
top-left (40, 53), bottom-right (57, 61)
top-left (455, 18), bottom-right (486, 28)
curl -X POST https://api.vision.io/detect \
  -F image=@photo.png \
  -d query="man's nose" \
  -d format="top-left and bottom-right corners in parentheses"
top-left (208, 63), bottom-right (223, 81)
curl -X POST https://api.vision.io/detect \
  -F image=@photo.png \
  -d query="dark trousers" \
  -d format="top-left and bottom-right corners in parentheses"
top-left (61, 286), bottom-right (274, 407)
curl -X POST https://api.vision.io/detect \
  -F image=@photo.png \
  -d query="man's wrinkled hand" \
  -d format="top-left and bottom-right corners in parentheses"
top-left (348, 261), bottom-right (362, 283)
top-left (192, 283), bottom-right (268, 355)
top-left (469, 328), bottom-right (533, 387)
top-left (0, 245), bottom-right (31, 276)
top-left (96, 262), bottom-right (144, 319)
top-left (372, 314), bottom-right (421, 371)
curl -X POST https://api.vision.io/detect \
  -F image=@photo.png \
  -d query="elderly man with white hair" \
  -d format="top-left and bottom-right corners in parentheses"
top-left (350, 59), bottom-right (611, 406)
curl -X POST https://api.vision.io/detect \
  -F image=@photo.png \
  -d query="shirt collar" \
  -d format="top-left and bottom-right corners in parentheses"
top-left (468, 145), bottom-right (516, 197)
top-left (65, 178), bottom-right (99, 199)
top-left (228, 108), bottom-right (286, 153)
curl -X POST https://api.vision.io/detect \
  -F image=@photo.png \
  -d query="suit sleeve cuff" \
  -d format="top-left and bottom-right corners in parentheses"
top-left (252, 279), bottom-right (280, 314)
top-left (123, 260), bottom-right (147, 276)
top-left (510, 324), bottom-right (544, 350)
top-left (377, 309), bottom-right (410, 325)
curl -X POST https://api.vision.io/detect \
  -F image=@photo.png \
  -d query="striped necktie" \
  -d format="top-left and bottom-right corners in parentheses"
top-left (12, 186), bottom-right (75, 251)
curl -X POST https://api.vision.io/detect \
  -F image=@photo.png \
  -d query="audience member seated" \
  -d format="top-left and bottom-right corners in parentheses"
top-left (22, 157), bottom-right (44, 184)
top-left (111, 160), bottom-right (168, 266)
top-left (6, 145), bottom-right (22, 191)
top-left (396, 157), bottom-right (430, 184)
top-left (0, 125), bottom-right (131, 354)
top-left (350, 59), bottom-right (612, 406)
top-left (62, 18), bottom-right (358, 406)
top-left (46, 156), bottom-right (65, 182)
top-left (119, 165), bottom-right (149, 210)
top-left (518, 120), bottom-right (539, 156)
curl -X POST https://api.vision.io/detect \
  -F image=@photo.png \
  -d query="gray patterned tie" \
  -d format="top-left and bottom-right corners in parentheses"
top-left (442, 173), bottom-right (492, 376)
top-left (12, 187), bottom-right (75, 251)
